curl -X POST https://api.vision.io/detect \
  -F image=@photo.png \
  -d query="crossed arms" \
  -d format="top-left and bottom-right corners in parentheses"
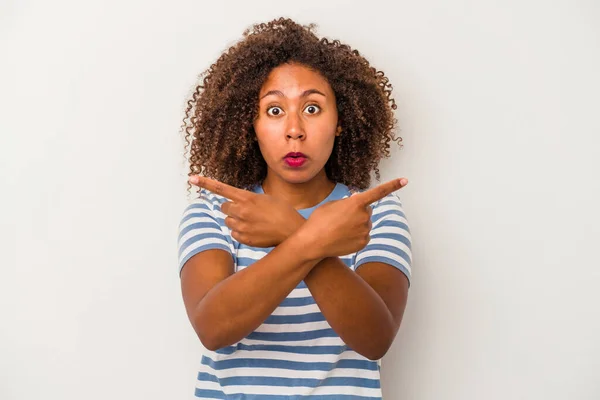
top-left (179, 176), bottom-right (410, 360)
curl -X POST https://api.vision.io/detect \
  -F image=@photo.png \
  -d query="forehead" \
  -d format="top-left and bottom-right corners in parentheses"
top-left (259, 63), bottom-right (333, 97)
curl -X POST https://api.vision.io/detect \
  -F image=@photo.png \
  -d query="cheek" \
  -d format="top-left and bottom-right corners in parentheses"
top-left (254, 121), bottom-right (278, 159)
top-left (254, 116), bottom-right (279, 138)
top-left (316, 121), bottom-right (338, 148)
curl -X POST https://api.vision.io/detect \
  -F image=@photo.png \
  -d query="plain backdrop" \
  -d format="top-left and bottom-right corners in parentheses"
top-left (1, 1), bottom-right (599, 399)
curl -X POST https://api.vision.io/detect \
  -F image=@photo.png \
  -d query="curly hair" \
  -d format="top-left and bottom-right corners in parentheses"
top-left (181, 17), bottom-right (403, 194)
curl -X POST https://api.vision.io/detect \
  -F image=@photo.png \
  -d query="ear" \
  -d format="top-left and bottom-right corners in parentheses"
top-left (335, 126), bottom-right (342, 136)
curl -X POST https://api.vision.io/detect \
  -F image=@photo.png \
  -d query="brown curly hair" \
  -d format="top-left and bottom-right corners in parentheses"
top-left (181, 17), bottom-right (403, 194)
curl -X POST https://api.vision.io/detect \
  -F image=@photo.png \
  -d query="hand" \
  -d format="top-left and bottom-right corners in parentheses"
top-left (189, 176), bottom-right (305, 248)
top-left (298, 178), bottom-right (409, 260)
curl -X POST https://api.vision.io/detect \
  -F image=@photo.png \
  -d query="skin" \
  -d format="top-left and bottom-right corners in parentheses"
top-left (254, 62), bottom-right (341, 210)
top-left (187, 175), bottom-right (409, 359)
top-left (182, 63), bottom-right (410, 360)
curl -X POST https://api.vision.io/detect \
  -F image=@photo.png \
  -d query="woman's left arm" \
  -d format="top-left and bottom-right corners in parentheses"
top-left (281, 213), bottom-right (409, 361)
top-left (304, 256), bottom-right (408, 361)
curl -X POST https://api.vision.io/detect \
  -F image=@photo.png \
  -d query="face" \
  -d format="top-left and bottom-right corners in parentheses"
top-left (253, 62), bottom-right (340, 185)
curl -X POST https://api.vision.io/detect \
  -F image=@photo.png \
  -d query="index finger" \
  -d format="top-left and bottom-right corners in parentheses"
top-left (189, 175), bottom-right (250, 202)
top-left (352, 178), bottom-right (408, 206)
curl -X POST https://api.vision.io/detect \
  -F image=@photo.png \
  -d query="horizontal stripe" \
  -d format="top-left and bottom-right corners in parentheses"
top-left (201, 374), bottom-right (380, 389)
top-left (369, 227), bottom-right (412, 249)
top-left (178, 238), bottom-right (232, 266)
top-left (201, 355), bottom-right (377, 372)
top-left (263, 311), bottom-right (325, 324)
top-left (181, 201), bottom-right (212, 215)
top-left (214, 343), bottom-right (347, 356)
top-left (194, 378), bottom-right (382, 397)
top-left (179, 215), bottom-right (220, 232)
top-left (373, 204), bottom-right (406, 218)
top-left (357, 242), bottom-right (412, 266)
top-left (236, 247), bottom-right (269, 259)
top-left (278, 296), bottom-right (315, 307)
top-left (234, 336), bottom-right (345, 347)
top-left (194, 387), bottom-right (382, 399)
top-left (197, 362), bottom-right (380, 380)
top-left (179, 224), bottom-right (223, 246)
top-left (194, 388), bottom-right (225, 399)
top-left (367, 237), bottom-right (411, 253)
top-left (179, 185), bottom-right (409, 398)
top-left (246, 328), bottom-right (338, 342)
top-left (178, 232), bottom-right (230, 258)
top-left (373, 212), bottom-right (408, 226)
top-left (206, 346), bottom-right (365, 364)
top-left (270, 303), bottom-right (321, 316)
top-left (254, 320), bottom-right (331, 333)
top-left (283, 286), bottom-right (310, 297)
top-left (355, 249), bottom-right (412, 276)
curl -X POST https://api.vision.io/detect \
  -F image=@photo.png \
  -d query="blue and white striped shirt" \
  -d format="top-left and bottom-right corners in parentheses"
top-left (177, 182), bottom-right (412, 399)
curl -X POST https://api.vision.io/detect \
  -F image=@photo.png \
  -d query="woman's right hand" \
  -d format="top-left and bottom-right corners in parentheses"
top-left (298, 178), bottom-right (408, 260)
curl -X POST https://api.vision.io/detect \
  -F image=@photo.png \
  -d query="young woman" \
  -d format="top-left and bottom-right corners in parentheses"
top-left (178, 17), bottom-right (412, 399)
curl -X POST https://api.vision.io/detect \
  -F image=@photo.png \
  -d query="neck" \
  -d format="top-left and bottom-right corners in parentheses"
top-left (261, 170), bottom-right (336, 210)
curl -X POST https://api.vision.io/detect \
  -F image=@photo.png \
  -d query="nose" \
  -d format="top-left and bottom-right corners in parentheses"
top-left (286, 113), bottom-right (305, 141)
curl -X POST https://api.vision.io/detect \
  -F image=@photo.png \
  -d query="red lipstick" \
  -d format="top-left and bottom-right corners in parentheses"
top-left (284, 152), bottom-right (307, 168)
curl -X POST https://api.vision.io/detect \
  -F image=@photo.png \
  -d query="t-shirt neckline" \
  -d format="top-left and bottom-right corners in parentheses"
top-left (254, 182), bottom-right (347, 216)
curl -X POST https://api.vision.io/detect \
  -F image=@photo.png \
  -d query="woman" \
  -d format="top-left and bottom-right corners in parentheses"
top-left (178, 17), bottom-right (412, 399)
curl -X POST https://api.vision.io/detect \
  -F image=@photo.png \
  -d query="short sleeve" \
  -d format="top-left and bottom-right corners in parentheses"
top-left (354, 192), bottom-right (413, 286)
top-left (177, 190), bottom-right (234, 276)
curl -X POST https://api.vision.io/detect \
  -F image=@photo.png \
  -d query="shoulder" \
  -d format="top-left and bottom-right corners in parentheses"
top-left (183, 188), bottom-right (228, 213)
top-left (347, 185), bottom-right (405, 210)
top-left (179, 189), bottom-right (232, 232)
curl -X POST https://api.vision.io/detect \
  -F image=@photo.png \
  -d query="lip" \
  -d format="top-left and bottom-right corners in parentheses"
top-left (283, 152), bottom-right (307, 168)
top-left (284, 152), bottom-right (307, 158)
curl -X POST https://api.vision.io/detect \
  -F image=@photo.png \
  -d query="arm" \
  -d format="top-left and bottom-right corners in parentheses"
top-left (282, 202), bottom-right (410, 360)
top-left (184, 175), bottom-right (410, 358)
top-left (180, 226), bottom-right (320, 351)
top-left (305, 258), bottom-right (409, 360)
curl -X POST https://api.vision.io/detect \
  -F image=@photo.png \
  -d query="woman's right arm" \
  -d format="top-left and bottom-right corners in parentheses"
top-left (180, 228), bottom-right (320, 351)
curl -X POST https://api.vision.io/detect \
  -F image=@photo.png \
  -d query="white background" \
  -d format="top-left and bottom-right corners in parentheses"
top-left (1, 1), bottom-right (599, 399)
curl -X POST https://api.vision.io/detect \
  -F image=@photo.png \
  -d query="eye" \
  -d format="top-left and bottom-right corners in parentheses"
top-left (267, 106), bottom-right (283, 116)
top-left (304, 104), bottom-right (321, 115)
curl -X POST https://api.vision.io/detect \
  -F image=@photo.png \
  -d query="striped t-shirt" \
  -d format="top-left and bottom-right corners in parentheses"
top-left (177, 181), bottom-right (412, 399)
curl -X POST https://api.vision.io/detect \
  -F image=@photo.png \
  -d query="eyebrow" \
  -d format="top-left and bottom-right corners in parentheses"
top-left (260, 89), bottom-right (326, 100)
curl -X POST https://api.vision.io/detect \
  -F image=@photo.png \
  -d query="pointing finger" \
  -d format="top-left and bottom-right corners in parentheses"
top-left (353, 178), bottom-right (408, 206)
top-left (189, 175), bottom-right (251, 202)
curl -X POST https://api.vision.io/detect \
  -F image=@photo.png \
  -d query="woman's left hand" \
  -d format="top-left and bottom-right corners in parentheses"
top-left (189, 175), bottom-right (304, 248)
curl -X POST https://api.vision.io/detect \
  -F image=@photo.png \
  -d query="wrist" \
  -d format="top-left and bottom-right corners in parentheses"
top-left (280, 212), bottom-right (306, 244)
top-left (290, 222), bottom-right (324, 262)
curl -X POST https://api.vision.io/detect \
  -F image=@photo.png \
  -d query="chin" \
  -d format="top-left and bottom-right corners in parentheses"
top-left (282, 175), bottom-right (312, 185)
top-left (278, 170), bottom-right (317, 185)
